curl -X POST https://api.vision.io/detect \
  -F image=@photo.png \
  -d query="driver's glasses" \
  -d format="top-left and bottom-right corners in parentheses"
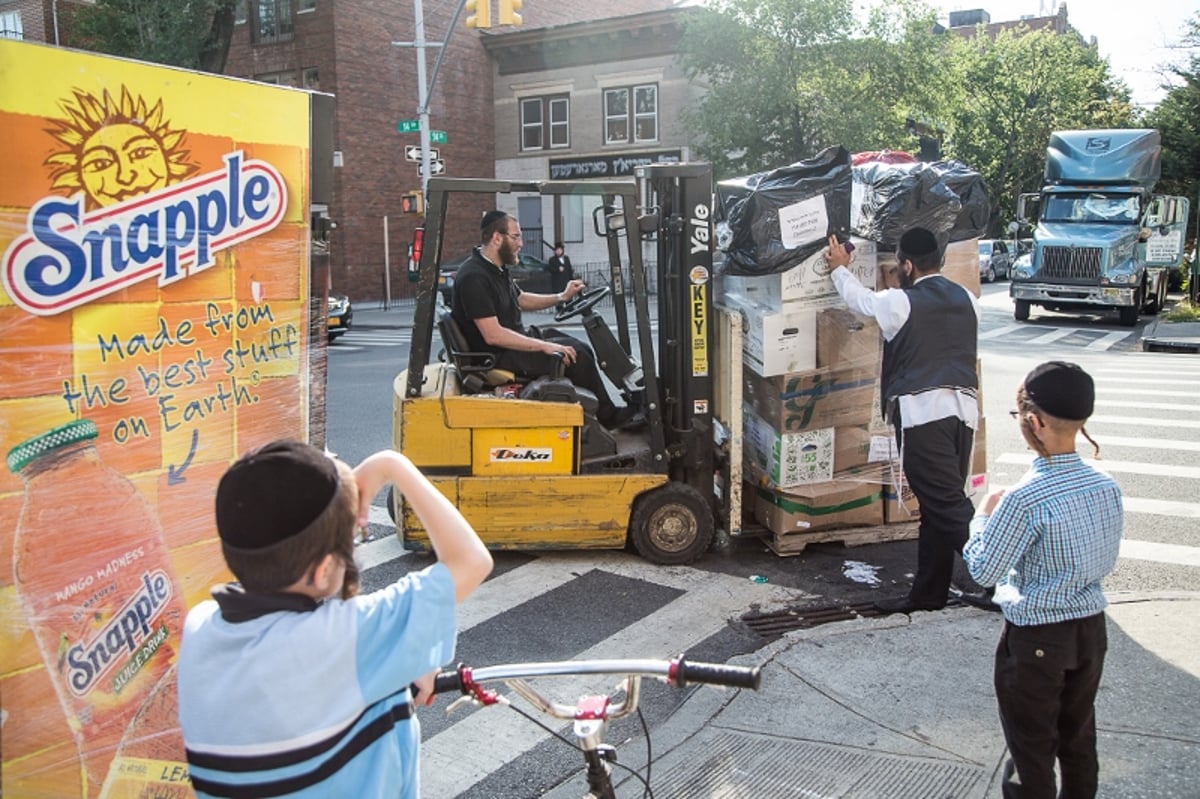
top-left (505, 231), bottom-right (523, 240)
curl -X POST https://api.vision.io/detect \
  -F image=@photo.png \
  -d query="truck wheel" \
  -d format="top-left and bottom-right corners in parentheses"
top-left (1014, 299), bottom-right (1031, 322)
top-left (1119, 297), bottom-right (1139, 326)
top-left (1145, 278), bottom-right (1166, 314)
top-left (628, 483), bottom-right (714, 565)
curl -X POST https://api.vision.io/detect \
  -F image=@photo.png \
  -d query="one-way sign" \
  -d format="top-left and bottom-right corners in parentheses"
top-left (417, 158), bottom-right (446, 177)
top-left (404, 145), bottom-right (440, 162)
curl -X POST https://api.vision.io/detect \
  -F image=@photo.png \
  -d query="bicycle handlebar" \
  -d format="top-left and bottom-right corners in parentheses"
top-left (432, 656), bottom-right (761, 700)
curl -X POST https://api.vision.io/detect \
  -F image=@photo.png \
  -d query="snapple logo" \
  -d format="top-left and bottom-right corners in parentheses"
top-left (3, 151), bottom-right (286, 316)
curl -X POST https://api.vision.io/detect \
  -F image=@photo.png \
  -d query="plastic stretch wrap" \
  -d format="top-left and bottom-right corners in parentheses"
top-left (715, 146), bottom-right (852, 276)
top-left (1, 40), bottom-right (323, 798)
top-left (850, 159), bottom-right (990, 248)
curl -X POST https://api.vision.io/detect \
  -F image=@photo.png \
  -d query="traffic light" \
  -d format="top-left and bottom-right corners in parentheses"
top-left (498, 0), bottom-right (521, 25)
top-left (465, 0), bottom-right (490, 28)
top-left (400, 191), bottom-right (424, 215)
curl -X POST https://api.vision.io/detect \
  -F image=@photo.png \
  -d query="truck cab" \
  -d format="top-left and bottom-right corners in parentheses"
top-left (1009, 129), bottom-right (1189, 326)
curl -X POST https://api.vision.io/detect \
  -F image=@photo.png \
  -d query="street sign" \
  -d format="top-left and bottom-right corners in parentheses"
top-left (404, 145), bottom-right (440, 162)
top-left (397, 119), bottom-right (420, 133)
top-left (417, 159), bottom-right (446, 177)
top-left (430, 130), bottom-right (448, 144)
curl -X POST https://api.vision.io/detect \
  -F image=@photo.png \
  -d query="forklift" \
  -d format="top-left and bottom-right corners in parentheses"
top-left (391, 163), bottom-right (746, 564)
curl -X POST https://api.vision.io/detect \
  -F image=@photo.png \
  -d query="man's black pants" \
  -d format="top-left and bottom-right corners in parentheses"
top-left (897, 416), bottom-right (974, 607)
top-left (995, 614), bottom-right (1107, 799)
top-left (493, 327), bottom-right (617, 423)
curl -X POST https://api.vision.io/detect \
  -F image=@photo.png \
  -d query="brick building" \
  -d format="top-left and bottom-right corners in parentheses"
top-left (223, 0), bottom-right (674, 303)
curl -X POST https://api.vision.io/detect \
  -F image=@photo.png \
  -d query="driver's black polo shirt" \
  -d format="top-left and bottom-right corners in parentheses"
top-left (450, 247), bottom-right (525, 354)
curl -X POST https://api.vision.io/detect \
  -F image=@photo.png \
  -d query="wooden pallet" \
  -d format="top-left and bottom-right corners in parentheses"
top-left (765, 521), bottom-right (919, 557)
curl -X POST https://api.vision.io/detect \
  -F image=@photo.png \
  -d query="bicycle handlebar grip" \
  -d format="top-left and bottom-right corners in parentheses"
top-left (675, 658), bottom-right (762, 690)
top-left (432, 668), bottom-right (465, 695)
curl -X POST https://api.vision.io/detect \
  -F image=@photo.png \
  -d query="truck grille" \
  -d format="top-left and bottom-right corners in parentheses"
top-left (1041, 246), bottom-right (1102, 280)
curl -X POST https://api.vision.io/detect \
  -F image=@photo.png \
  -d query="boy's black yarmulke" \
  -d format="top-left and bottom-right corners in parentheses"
top-left (216, 440), bottom-right (339, 550)
top-left (1024, 361), bottom-right (1095, 421)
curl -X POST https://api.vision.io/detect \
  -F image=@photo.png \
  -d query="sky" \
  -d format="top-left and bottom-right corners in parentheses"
top-left (928, 0), bottom-right (1196, 108)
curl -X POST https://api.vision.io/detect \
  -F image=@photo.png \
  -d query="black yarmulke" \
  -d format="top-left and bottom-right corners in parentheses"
top-left (216, 440), bottom-right (339, 550)
top-left (481, 210), bottom-right (508, 230)
top-left (1024, 361), bottom-right (1095, 421)
top-left (898, 227), bottom-right (939, 259)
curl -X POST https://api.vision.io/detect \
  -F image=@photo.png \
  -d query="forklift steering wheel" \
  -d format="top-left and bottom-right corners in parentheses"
top-left (554, 286), bottom-right (611, 322)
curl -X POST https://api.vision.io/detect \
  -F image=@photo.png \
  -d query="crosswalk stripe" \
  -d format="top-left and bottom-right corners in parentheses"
top-left (420, 556), bottom-right (798, 796)
top-left (979, 324), bottom-right (1024, 341)
top-left (1119, 539), bottom-right (1200, 567)
top-left (1095, 399), bottom-right (1198, 412)
top-left (1092, 435), bottom-right (1200, 453)
top-left (1100, 388), bottom-right (1196, 398)
top-left (1123, 497), bottom-right (1200, 519)
top-left (1026, 328), bottom-right (1077, 346)
top-left (1085, 331), bottom-right (1134, 351)
top-left (1088, 414), bottom-right (1200, 429)
top-left (1093, 377), bottom-right (1200, 387)
top-left (996, 453), bottom-right (1200, 480)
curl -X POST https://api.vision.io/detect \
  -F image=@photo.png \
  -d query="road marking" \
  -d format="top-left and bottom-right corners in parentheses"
top-left (1088, 414), bottom-right (1200, 429)
top-left (1099, 388), bottom-right (1196, 398)
top-left (1026, 328), bottom-right (1077, 346)
top-left (420, 556), bottom-right (798, 796)
top-left (1092, 435), bottom-right (1200, 453)
top-left (1095, 399), bottom-right (1198, 412)
top-left (996, 453), bottom-right (1200, 480)
top-left (1085, 331), bottom-right (1134, 351)
top-left (1123, 497), bottom-right (1200, 519)
top-left (1092, 377), bottom-right (1200, 387)
top-left (979, 324), bottom-right (1024, 340)
top-left (1120, 539), bottom-right (1200, 567)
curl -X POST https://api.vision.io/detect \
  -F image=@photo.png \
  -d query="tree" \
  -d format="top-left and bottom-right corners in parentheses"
top-left (1145, 13), bottom-right (1200, 244)
top-left (72, 0), bottom-right (237, 74)
top-left (942, 25), bottom-right (1133, 236)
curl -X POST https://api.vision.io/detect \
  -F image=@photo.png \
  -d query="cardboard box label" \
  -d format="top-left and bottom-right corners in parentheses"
top-left (744, 365), bottom-right (876, 432)
top-left (744, 410), bottom-right (834, 488)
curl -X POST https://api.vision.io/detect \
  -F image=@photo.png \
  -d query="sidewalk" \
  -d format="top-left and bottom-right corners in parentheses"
top-left (543, 592), bottom-right (1199, 798)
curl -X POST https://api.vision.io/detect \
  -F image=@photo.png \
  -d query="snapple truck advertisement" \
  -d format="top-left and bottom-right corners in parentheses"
top-left (0, 40), bottom-right (319, 798)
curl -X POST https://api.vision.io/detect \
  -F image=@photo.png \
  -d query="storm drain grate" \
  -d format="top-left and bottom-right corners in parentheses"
top-left (742, 598), bottom-right (969, 639)
top-left (648, 729), bottom-right (986, 798)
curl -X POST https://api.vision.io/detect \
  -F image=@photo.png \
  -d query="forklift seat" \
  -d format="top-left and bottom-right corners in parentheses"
top-left (436, 305), bottom-right (516, 393)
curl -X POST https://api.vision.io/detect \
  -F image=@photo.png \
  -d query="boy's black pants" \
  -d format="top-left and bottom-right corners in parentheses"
top-left (994, 613), bottom-right (1108, 799)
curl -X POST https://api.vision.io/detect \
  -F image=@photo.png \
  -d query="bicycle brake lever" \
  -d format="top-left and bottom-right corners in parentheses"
top-left (445, 691), bottom-right (509, 716)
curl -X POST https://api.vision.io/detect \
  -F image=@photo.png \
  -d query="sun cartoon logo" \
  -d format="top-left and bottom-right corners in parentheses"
top-left (43, 87), bottom-right (197, 210)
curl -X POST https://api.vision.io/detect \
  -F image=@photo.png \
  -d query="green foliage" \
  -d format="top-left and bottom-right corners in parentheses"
top-left (940, 26), bottom-right (1133, 236)
top-left (1144, 13), bottom-right (1200, 247)
top-left (1162, 300), bottom-right (1200, 322)
top-left (72, 0), bottom-right (237, 74)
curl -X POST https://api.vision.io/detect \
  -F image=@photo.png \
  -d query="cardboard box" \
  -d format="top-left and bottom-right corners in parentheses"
top-left (743, 365), bottom-right (876, 433)
top-left (718, 237), bottom-right (877, 308)
top-left (969, 416), bottom-right (988, 497)
top-left (753, 478), bottom-right (885, 534)
top-left (833, 425), bottom-right (876, 473)
top-left (882, 479), bottom-right (920, 523)
top-left (740, 301), bottom-right (818, 377)
top-left (943, 238), bottom-right (981, 298)
top-left (817, 306), bottom-right (881, 369)
top-left (876, 239), bottom-right (981, 299)
top-left (743, 409), bottom-right (834, 488)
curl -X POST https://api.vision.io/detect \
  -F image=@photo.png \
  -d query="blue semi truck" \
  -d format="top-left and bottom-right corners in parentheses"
top-left (1010, 129), bottom-right (1189, 326)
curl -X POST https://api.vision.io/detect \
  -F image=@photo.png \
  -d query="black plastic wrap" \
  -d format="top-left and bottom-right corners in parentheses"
top-left (850, 160), bottom-right (990, 248)
top-left (715, 146), bottom-right (852, 276)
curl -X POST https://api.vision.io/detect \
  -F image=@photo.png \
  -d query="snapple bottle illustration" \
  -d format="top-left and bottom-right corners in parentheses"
top-left (8, 420), bottom-right (187, 797)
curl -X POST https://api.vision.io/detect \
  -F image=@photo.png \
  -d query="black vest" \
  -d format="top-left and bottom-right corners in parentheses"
top-left (880, 276), bottom-right (977, 419)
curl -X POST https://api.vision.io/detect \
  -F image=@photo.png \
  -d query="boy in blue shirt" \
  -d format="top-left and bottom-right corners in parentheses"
top-left (177, 441), bottom-right (493, 798)
top-left (965, 362), bottom-right (1122, 799)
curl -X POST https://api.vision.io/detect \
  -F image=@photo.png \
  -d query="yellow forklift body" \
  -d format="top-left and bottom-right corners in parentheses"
top-left (399, 473), bottom-right (669, 551)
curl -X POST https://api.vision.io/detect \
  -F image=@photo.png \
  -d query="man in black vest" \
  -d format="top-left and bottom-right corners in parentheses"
top-left (827, 229), bottom-right (984, 614)
top-left (451, 210), bottom-right (640, 431)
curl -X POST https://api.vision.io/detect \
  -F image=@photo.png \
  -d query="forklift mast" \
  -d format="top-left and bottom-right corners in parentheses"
top-left (638, 164), bottom-right (717, 496)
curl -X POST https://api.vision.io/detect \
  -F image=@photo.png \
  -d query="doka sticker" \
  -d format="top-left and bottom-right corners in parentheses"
top-left (490, 447), bottom-right (552, 462)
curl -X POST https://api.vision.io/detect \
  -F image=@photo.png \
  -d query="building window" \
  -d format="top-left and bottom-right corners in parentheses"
top-left (256, 70), bottom-right (298, 86)
top-left (254, 0), bottom-right (294, 44)
top-left (0, 11), bottom-right (23, 40)
top-left (604, 84), bottom-right (658, 145)
top-left (520, 94), bottom-right (569, 152)
top-left (302, 67), bottom-right (319, 90)
top-left (234, 1), bottom-right (247, 24)
top-left (299, 0), bottom-right (316, 11)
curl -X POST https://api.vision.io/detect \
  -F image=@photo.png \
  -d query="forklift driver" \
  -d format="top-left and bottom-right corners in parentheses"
top-left (450, 210), bottom-right (642, 431)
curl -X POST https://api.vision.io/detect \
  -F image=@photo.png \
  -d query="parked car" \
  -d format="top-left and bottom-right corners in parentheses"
top-left (327, 293), bottom-right (353, 341)
top-left (438, 251), bottom-right (554, 305)
top-left (978, 239), bottom-right (1012, 282)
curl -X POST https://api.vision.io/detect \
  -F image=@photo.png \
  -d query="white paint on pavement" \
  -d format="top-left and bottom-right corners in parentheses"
top-left (1119, 539), bottom-right (1200, 567)
top-left (996, 453), bottom-right (1200, 480)
top-left (1085, 330), bottom-right (1134, 351)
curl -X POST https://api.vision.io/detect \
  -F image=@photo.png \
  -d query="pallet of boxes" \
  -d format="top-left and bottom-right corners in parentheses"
top-left (714, 148), bottom-right (991, 556)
